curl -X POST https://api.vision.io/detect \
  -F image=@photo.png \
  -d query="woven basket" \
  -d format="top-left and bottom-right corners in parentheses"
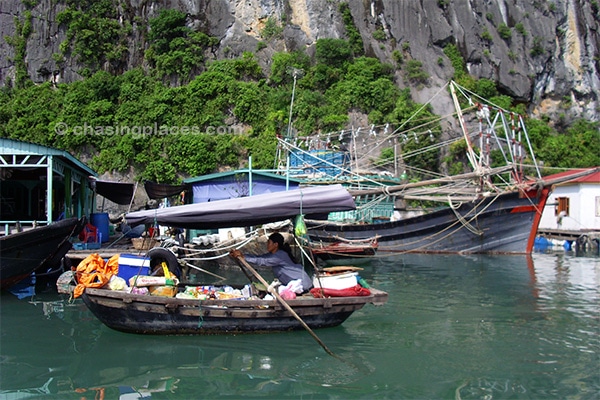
top-left (131, 237), bottom-right (159, 250)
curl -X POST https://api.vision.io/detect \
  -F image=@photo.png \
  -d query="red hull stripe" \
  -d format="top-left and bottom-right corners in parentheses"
top-left (510, 205), bottom-right (537, 213)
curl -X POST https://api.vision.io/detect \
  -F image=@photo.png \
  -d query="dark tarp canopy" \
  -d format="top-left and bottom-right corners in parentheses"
top-left (125, 184), bottom-right (355, 229)
top-left (144, 181), bottom-right (189, 200)
top-left (92, 179), bottom-right (135, 205)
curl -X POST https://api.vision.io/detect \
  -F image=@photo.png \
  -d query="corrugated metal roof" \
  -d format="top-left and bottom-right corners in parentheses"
top-left (184, 169), bottom-right (302, 184)
top-left (542, 167), bottom-right (600, 185)
top-left (574, 170), bottom-right (600, 183)
top-left (0, 138), bottom-right (97, 176)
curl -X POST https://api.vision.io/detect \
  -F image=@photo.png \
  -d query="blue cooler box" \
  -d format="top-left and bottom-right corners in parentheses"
top-left (117, 254), bottom-right (151, 282)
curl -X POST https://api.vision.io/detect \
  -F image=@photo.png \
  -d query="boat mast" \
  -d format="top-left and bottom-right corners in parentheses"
top-left (286, 68), bottom-right (302, 139)
top-left (450, 81), bottom-right (480, 173)
top-left (276, 68), bottom-right (303, 170)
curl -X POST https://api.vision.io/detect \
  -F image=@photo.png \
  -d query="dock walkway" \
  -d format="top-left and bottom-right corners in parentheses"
top-left (537, 229), bottom-right (600, 255)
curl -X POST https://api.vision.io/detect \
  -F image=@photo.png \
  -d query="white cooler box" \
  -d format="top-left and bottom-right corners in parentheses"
top-left (312, 272), bottom-right (358, 290)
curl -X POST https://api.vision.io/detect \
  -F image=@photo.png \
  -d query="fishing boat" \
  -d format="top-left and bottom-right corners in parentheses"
top-left (306, 187), bottom-right (549, 254)
top-left (65, 185), bottom-right (388, 337)
top-left (0, 217), bottom-right (86, 289)
top-left (277, 81), bottom-right (598, 254)
top-left (308, 236), bottom-right (378, 265)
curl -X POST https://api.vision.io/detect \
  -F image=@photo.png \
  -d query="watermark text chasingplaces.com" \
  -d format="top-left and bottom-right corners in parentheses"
top-left (54, 122), bottom-right (244, 137)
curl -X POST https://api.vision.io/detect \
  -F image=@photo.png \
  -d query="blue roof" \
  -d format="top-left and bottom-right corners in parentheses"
top-left (184, 169), bottom-right (302, 184)
top-left (0, 138), bottom-right (97, 176)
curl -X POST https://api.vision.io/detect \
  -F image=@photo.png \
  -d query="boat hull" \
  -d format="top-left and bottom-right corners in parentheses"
top-left (310, 242), bottom-right (378, 265)
top-left (307, 189), bottom-right (550, 254)
top-left (81, 287), bottom-right (388, 335)
top-left (0, 217), bottom-right (86, 289)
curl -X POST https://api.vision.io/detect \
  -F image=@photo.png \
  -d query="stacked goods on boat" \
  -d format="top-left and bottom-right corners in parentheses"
top-left (128, 275), bottom-right (178, 297)
top-left (310, 266), bottom-right (371, 298)
top-left (118, 254), bottom-right (178, 297)
top-left (175, 284), bottom-right (252, 300)
top-left (62, 252), bottom-right (375, 299)
top-left (127, 276), bottom-right (254, 300)
top-left (117, 254), bottom-right (151, 280)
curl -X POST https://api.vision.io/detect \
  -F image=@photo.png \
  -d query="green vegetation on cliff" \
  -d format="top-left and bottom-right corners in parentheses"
top-left (1, 8), bottom-right (597, 183)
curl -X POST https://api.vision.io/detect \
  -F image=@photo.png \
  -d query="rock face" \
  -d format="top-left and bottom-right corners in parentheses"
top-left (1, 0), bottom-right (598, 121)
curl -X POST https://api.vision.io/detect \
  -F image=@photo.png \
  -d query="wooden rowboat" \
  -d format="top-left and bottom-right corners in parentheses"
top-left (67, 186), bottom-right (388, 338)
top-left (79, 286), bottom-right (388, 335)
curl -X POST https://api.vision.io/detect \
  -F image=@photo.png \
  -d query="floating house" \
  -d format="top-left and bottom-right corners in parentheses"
top-left (539, 168), bottom-right (600, 231)
top-left (537, 167), bottom-right (600, 253)
top-left (0, 138), bottom-right (97, 234)
top-left (180, 168), bottom-right (302, 239)
top-left (183, 169), bottom-right (302, 204)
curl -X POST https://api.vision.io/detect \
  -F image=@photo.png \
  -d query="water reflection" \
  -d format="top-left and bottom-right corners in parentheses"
top-left (348, 252), bottom-right (599, 399)
top-left (1, 252), bottom-right (598, 399)
top-left (0, 292), bottom-right (375, 398)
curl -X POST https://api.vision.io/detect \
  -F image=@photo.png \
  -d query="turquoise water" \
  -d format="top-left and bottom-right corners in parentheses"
top-left (1, 252), bottom-right (598, 399)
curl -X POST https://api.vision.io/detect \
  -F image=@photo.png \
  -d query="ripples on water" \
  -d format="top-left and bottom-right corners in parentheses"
top-left (0, 252), bottom-right (598, 399)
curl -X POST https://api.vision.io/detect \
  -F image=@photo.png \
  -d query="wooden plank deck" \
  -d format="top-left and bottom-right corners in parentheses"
top-left (537, 228), bottom-right (599, 242)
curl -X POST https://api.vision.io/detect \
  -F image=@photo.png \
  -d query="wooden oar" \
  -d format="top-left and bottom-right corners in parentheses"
top-left (234, 256), bottom-right (336, 357)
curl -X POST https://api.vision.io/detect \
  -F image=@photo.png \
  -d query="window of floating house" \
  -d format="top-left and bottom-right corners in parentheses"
top-left (555, 197), bottom-right (570, 216)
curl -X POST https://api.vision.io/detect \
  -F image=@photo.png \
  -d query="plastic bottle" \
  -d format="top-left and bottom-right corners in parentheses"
top-left (357, 275), bottom-right (370, 288)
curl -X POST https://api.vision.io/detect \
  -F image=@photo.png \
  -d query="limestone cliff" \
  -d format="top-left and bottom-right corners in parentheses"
top-left (1, 0), bottom-right (598, 121)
